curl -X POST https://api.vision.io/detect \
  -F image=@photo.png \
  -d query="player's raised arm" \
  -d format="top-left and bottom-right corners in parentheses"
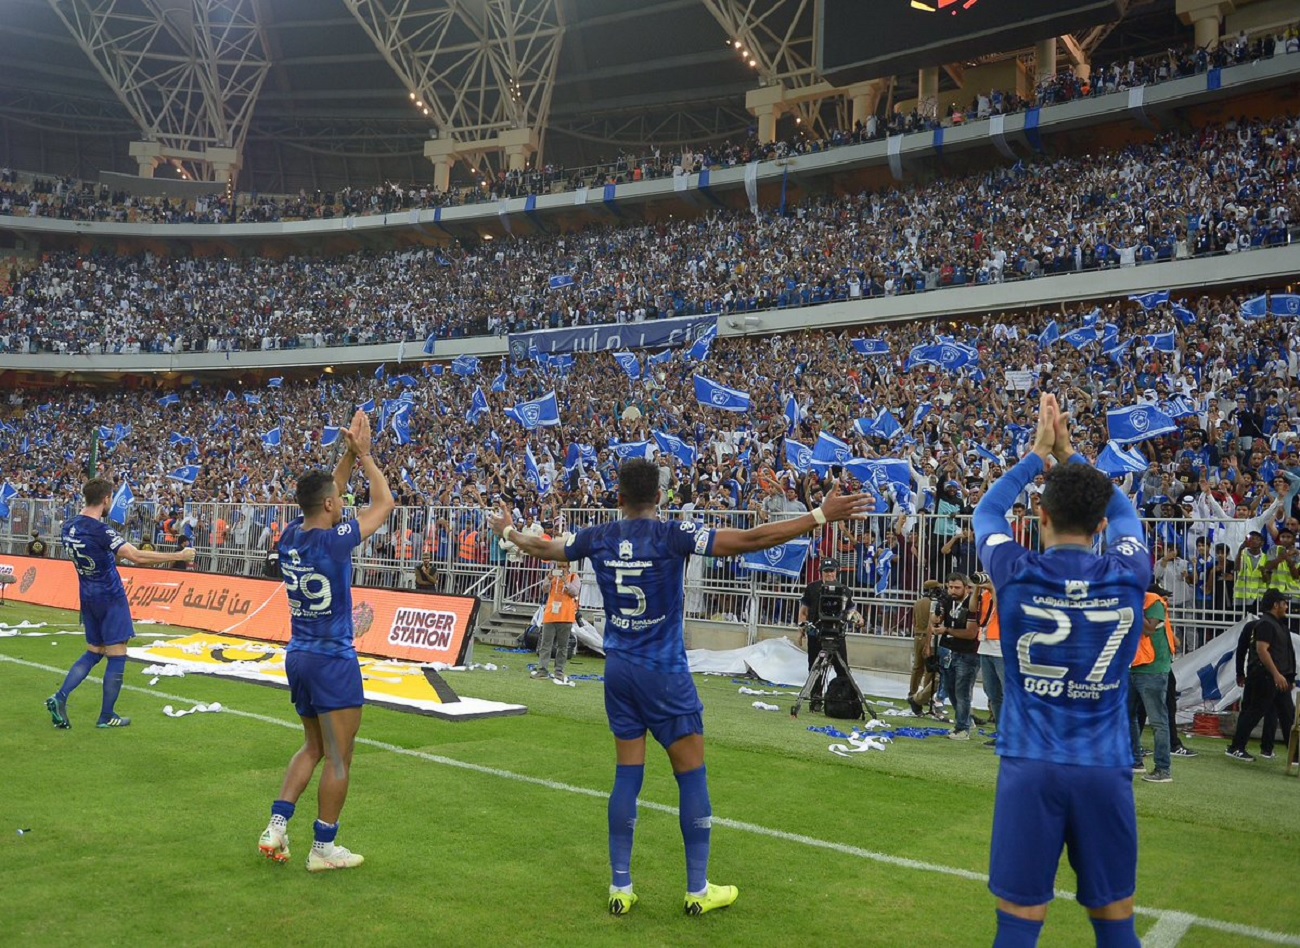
top-left (708, 482), bottom-right (873, 557)
top-left (343, 411), bottom-right (395, 539)
top-left (974, 393), bottom-right (1057, 546)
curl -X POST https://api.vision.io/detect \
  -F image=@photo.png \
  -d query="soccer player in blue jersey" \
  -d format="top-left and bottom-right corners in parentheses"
top-left (490, 458), bottom-right (871, 916)
top-left (974, 395), bottom-right (1151, 948)
top-left (46, 478), bottom-right (196, 730)
top-left (257, 411), bottom-right (394, 872)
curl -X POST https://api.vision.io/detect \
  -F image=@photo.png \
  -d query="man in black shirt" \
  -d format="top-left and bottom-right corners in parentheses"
top-left (1227, 590), bottom-right (1297, 762)
top-left (797, 559), bottom-right (860, 669)
top-left (932, 573), bottom-right (980, 740)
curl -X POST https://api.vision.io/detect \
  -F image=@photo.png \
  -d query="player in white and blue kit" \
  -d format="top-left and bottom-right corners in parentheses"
top-left (257, 411), bottom-right (394, 872)
top-left (973, 396), bottom-right (1151, 948)
top-left (491, 458), bottom-right (871, 916)
top-left (46, 478), bottom-right (195, 730)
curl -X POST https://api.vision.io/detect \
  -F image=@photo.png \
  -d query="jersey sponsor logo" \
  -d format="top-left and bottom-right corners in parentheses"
top-left (336, 524), bottom-right (351, 536)
top-left (1065, 580), bottom-right (1090, 600)
top-left (678, 520), bottom-right (697, 532)
top-left (619, 540), bottom-right (634, 560)
top-left (387, 607), bottom-right (460, 651)
top-left (1112, 537), bottom-right (1146, 557)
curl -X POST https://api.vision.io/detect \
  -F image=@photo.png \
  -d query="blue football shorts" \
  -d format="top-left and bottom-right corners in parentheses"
top-left (82, 596), bottom-right (135, 647)
top-left (603, 652), bottom-right (704, 748)
top-left (989, 756), bottom-right (1137, 909)
top-left (285, 650), bottom-right (364, 718)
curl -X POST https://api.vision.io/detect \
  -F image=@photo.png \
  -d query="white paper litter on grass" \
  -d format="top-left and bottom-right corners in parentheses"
top-left (751, 701), bottom-right (780, 712)
top-left (141, 664), bottom-right (187, 678)
top-left (162, 702), bottom-right (224, 717)
top-left (738, 687), bottom-right (795, 697)
top-left (828, 731), bottom-right (892, 757)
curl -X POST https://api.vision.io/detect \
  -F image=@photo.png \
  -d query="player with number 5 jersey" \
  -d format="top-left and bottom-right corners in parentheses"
top-left (490, 458), bottom-right (872, 918)
top-left (257, 409), bottom-right (394, 873)
top-left (973, 394), bottom-right (1151, 948)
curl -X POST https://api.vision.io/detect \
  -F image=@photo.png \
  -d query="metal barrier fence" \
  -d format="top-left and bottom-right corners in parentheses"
top-left (0, 499), bottom-right (1264, 650)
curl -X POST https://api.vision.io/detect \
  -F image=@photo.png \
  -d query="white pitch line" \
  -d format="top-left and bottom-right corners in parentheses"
top-left (6, 653), bottom-right (1299, 947)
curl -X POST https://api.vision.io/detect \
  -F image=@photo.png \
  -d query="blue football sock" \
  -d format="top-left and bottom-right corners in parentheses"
top-left (271, 800), bottom-right (295, 827)
top-left (994, 910), bottom-right (1043, 947)
top-left (99, 656), bottom-right (127, 722)
top-left (1090, 915), bottom-right (1139, 947)
top-left (608, 764), bottom-right (643, 889)
top-left (313, 820), bottom-right (339, 846)
top-left (675, 766), bottom-right (711, 894)
top-left (58, 651), bottom-right (103, 702)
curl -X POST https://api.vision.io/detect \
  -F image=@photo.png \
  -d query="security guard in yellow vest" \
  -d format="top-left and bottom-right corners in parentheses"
top-left (1235, 530), bottom-right (1267, 609)
top-left (1263, 528), bottom-right (1300, 597)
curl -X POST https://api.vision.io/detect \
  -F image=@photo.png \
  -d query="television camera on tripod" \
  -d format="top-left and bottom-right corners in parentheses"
top-left (791, 577), bottom-right (874, 720)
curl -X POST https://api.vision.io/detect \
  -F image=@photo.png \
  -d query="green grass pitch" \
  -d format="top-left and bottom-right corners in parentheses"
top-left (2, 602), bottom-right (1297, 947)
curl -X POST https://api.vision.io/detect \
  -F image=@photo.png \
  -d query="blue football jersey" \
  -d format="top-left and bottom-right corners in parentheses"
top-left (975, 455), bottom-right (1153, 768)
top-left (564, 518), bottom-right (715, 673)
top-left (279, 518), bottom-right (364, 657)
top-left (62, 514), bottom-right (127, 602)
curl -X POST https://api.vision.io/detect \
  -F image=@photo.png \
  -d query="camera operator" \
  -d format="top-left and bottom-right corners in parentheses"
top-left (797, 559), bottom-right (862, 697)
top-left (930, 573), bottom-right (980, 741)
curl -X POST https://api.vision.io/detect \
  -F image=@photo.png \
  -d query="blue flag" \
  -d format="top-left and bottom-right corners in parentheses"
top-left (1164, 396), bottom-right (1199, 420)
top-left (467, 386), bottom-right (490, 424)
top-left (492, 367), bottom-right (509, 393)
top-left (1172, 304), bottom-right (1196, 326)
top-left (391, 406), bottom-right (412, 445)
top-left (268, 377), bottom-right (283, 389)
top-left (1271, 294), bottom-right (1300, 317)
top-left (844, 458), bottom-right (911, 490)
top-left (910, 402), bottom-right (933, 430)
top-left (851, 339), bottom-right (890, 356)
top-left (648, 349), bottom-right (674, 366)
top-left (224, 390), bottom-right (236, 403)
top-left (1241, 295), bottom-right (1268, 319)
top-left (812, 432), bottom-right (852, 465)
top-left (1146, 331), bottom-right (1177, 353)
top-left (1104, 337), bottom-right (1135, 361)
top-left (525, 446), bottom-right (551, 496)
top-left (906, 343), bottom-right (976, 372)
top-left (972, 443), bottom-right (1004, 466)
top-left (852, 418), bottom-right (877, 438)
top-left (321, 426), bottom-right (342, 448)
top-left (1129, 290), bottom-right (1170, 310)
top-left (1107, 405), bottom-right (1178, 444)
top-left (1096, 440), bottom-right (1150, 476)
top-left (168, 432), bottom-right (193, 447)
top-left (609, 441), bottom-right (654, 461)
top-left (375, 364), bottom-right (387, 381)
top-left (1061, 326), bottom-right (1098, 349)
top-left (452, 355), bottom-right (480, 377)
top-left (784, 394), bottom-right (801, 436)
top-left (401, 468), bottom-right (422, 496)
top-left (158, 394), bottom-right (180, 408)
top-left (262, 427), bottom-right (282, 448)
top-left (395, 374), bottom-right (419, 388)
top-left (423, 334), bottom-right (438, 355)
top-left (685, 321), bottom-right (719, 362)
top-left (873, 409), bottom-right (902, 441)
top-left (653, 431), bottom-right (697, 469)
top-left (244, 393), bottom-right (261, 405)
top-left (785, 439), bottom-right (814, 474)
top-left (613, 352), bottom-right (642, 380)
top-left (108, 481), bottom-right (134, 524)
top-left (1036, 320), bottom-right (1060, 348)
top-left (548, 274), bottom-right (575, 289)
top-left (505, 391), bottom-right (561, 429)
top-left (168, 465), bottom-right (201, 485)
top-left (693, 375), bottom-right (750, 412)
top-left (358, 399), bottom-right (375, 414)
top-left (740, 539), bottom-right (811, 579)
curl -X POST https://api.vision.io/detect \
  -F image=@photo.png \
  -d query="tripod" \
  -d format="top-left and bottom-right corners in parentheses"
top-left (790, 631), bottom-right (875, 720)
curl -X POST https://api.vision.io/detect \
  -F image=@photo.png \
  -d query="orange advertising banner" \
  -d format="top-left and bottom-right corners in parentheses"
top-left (0, 555), bottom-right (479, 666)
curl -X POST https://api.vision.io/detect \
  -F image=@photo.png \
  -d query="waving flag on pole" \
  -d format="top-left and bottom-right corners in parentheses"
top-left (158, 394), bottom-right (180, 408)
top-left (812, 432), bottom-right (853, 465)
top-left (525, 446), bottom-right (551, 495)
top-left (267, 377), bottom-right (284, 389)
top-left (784, 394), bottom-right (801, 435)
top-left (685, 321), bottom-right (719, 362)
top-left (1061, 327), bottom-right (1098, 349)
top-left (1240, 295), bottom-right (1269, 319)
top-left (1107, 405), bottom-right (1177, 444)
top-left (244, 393), bottom-right (261, 405)
top-left (1036, 320), bottom-right (1060, 348)
top-left (109, 481), bottom-right (134, 524)
top-left (262, 427), bottom-right (282, 449)
top-left (740, 539), bottom-right (811, 579)
top-left (321, 426), bottom-right (342, 448)
top-left (609, 441), bottom-right (654, 461)
top-left (452, 355), bottom-right (480, 377)
top-left (168, 465), bottom-right (201, 485)
top-left (693, 375), bottom-right (750, 412)
top-left (613, 352), bottom-right (642, 381)
top-left (1270, 294), bottom-right (1300, 317)
top-left (872, 409), bottom-right (903, 441)
top-left (169, 432), bottom-right (193, 447)
top-left (785, 439), bottom-right (814, 474)
top-left (1164, 396), bottom-right (1199, 420)
top-left (653, 431), bottom-right (697, 469)
top-left (467, 386), bottom-right (490, 424)
top-left (1129, 290), bottom-right (1170, 310)
top-left (391, 405), bottom-right (413, 445)
top-left (505, 391), bottom-right (561, 429)
top-left (492, 367), bottom-right (509, 393)
top-left (853, 418), bottom-right (877, 438)
top-left (1172, 304), bottom-right (1196, 326)
top-left (875, 547), bottom-right (895, 594)
top-left (1146, 331), bottom-right (1177, 352)
top-left (1096, 441), bottom-right (1150, 476)
top-left (906, 343), bottom-right (977, 372)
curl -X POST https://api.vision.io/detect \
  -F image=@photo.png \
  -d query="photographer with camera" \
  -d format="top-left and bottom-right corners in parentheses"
top-left (908, 579), bottom-right (943, 716)
top-left (931, 573), bottom-right (980, 740)
top-left (796, 559), bottom-right (861, 703)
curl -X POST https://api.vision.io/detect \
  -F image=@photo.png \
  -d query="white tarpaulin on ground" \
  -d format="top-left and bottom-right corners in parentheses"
top-left (1172, 616), bottom-right (1300, 715)
top-left (686, 636), bottom-right (988, 708)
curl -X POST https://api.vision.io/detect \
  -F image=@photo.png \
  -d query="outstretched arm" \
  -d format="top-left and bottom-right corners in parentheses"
top-left (488, 503), bottom-right (569, 562)
top-left (709, 483), bottom-right (874, 557)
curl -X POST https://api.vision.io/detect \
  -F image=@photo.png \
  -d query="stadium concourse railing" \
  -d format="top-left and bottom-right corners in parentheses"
top-left (0, 500), bottom-right (1248, 651)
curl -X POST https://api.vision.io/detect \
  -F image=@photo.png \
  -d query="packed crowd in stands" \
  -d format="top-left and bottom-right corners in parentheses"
top-left (2, 26), bottom-right (1297, 227)
top-left (3, 282), bottom-right (1300, 610)
top-left (2, 112), bottom-right (1298, 356)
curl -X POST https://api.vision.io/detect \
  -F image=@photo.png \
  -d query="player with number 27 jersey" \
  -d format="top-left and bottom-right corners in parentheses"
top-left (975, 456), bottom-right (1152, 768)
top-left (564, 518), bottom-right (714, 674)
top-left (279, 517), bottom-right (364, 658)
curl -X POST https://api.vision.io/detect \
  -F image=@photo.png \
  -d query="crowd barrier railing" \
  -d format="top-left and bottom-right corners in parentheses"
top-left (1, 501), bottom-right (1264, 654)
